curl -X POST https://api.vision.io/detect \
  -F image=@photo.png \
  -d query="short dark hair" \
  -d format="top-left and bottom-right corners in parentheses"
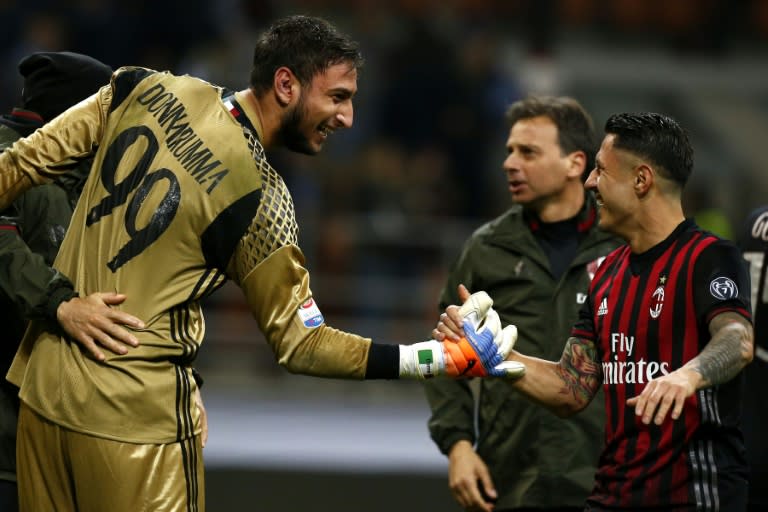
top-left (250, 15), bottom-right (364, 95)
top-left (604, 112), bottom-right (693, 188)
top-left (505, 96), bottom-right (596, 172)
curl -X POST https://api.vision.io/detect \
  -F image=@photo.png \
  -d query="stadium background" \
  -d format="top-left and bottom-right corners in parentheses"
top-left (2, 1), bottom-right (766, 510)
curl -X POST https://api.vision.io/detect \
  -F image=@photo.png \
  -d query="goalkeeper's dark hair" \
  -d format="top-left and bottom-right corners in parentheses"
top-left (250, 15), bottom-right (364, 95)
top-left (604, 112), bottom-right (693, 189)
top-left (505, 96), bottom-right (597, 175)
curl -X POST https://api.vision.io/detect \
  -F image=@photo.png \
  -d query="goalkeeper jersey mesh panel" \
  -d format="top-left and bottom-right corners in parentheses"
top-left (572, 219), bottom-right (751, 510)
top-left (4, 67), bottom-right (372, 443)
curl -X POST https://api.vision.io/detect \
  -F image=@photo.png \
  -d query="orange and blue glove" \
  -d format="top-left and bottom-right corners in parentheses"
top-left (400, 291), bottom-right (524, 379)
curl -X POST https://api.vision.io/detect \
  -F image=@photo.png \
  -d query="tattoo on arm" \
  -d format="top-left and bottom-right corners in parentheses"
top-left (557, 337), bottom-right (602, 406)
top-left (687, 312), bottom-right (754, 387)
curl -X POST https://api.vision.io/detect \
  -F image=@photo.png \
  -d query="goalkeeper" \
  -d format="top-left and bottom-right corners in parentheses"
top-left (0, 15), bottom-right (519, 512)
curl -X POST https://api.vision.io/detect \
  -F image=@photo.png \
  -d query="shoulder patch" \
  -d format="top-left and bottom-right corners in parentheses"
top-left (297, 298), bottom-right (325, 328)
top-left (709, 276), bottom-right (739, 300)
top-left (750, 210), bottom-right (768, 242)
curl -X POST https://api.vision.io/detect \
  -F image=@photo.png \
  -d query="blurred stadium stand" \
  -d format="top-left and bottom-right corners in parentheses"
top-left (2, 0), bottom-right (767, 510)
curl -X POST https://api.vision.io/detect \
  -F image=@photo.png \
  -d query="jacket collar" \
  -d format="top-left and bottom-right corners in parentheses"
top-left (485, 192), bottom-right (615, 258)
top-left (477, 192), bottom-right (616, 275)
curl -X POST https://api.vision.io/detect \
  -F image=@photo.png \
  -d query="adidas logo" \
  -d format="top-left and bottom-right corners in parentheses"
top-left (597, 298), bottom-right (608, 316)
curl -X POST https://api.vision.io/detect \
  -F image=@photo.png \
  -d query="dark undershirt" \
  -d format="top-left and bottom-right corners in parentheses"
top-left (534, 217), bottom-right (580, 280)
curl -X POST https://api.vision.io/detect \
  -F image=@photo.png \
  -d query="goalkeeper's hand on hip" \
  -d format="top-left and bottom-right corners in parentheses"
top-left (400, 290), bottom-right (525, 379)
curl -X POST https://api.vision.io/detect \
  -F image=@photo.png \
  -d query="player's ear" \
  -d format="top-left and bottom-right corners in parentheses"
top-left (634, 164), bottom-right (653, 196)
top-left (567, 150), bottom-right (587, 179)
top-left (273, 67), bottom-right (298, 107)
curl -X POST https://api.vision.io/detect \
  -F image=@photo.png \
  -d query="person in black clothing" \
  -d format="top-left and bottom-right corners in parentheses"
top-left (438, 112), bottom-right (754, 511)
top-left (739, 205), bottom-right (768, 512)
top-left (0, 51), bottom-right (142, 511)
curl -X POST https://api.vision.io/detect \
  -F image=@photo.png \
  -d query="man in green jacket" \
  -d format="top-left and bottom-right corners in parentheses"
top-left (0, 51), bottom-right (131, 511)
top-left (424, 96), bottom-right (621, 512)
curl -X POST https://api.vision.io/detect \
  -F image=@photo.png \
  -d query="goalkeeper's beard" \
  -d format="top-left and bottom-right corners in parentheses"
top-left (276, 95), bottom-right (317, 155)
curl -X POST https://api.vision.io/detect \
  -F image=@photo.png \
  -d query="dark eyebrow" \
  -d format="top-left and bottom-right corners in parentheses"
top-left (329, 87), bottom-right (354, 99)
top-left (510, 142), bottom-right (540, 153)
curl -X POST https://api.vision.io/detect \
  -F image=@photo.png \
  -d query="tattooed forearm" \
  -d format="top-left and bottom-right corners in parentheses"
top-left (685, 312), bottom-right (754, 388)
top-left (556, 337), bottom-right (602, 406)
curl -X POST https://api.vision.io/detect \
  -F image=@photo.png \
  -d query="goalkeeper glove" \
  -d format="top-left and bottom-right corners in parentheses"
top-left (399, 291), bottom-right (524, 379)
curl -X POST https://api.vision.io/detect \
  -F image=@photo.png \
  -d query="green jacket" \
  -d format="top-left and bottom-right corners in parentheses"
top-left (0, 122), bottom-right (83, 481)
top-left (424, 193), bottom-right (621, 509)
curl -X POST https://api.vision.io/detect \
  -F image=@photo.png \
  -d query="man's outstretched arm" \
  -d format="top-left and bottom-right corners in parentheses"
top-left (438, 284), bottom-right (602, 416)
top-left (507, 336), bottom-right (602, 417)
top-left (236, 245), bottom-right (517, 380)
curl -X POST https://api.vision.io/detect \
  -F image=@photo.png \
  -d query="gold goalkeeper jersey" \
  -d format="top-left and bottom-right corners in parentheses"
top-left (2, 67), bottom-right (372, 444)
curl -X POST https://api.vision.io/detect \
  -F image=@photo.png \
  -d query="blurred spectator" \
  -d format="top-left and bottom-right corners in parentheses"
top-left (376, 16), bottom-right (520, 219)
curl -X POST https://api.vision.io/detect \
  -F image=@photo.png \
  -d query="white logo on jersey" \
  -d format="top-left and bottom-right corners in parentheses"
top-left (752, 211), bottom-right (768, 241)
top-left (650, 285), bottom-right (665, 319)
top-left (577, 292), bottom-right (588, 304)
top-left (709, 277), bottom-right (739, 300)
top-left (603, 331), bottom-right (670, 384)
top-left (597, 297), bottom-right (608, 316)
top-left (743, 251), bottom-right (767, 308)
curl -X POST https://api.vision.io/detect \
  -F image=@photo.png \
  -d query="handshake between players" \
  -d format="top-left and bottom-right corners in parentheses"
top-left (401, 286), bottom-right (525, 379)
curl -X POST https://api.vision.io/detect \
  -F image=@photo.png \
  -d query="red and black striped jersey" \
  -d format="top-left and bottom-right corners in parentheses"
top-left (573, 219), bottom-right (752, 510)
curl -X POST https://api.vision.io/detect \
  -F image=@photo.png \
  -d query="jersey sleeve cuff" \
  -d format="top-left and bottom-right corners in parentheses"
top-left (364, 342), bottom-right (400, 379)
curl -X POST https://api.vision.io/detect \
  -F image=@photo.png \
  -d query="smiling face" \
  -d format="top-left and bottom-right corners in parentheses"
top-left (276, 61), bottom-right (357, 155)
top-left (502, 115), bottom-right (582, 212)
top-left (585, 134), bottom-right (639, 236)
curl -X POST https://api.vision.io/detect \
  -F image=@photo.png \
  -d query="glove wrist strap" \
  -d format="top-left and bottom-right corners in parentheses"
top-left (399, 341), bottom-right (445, 379)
